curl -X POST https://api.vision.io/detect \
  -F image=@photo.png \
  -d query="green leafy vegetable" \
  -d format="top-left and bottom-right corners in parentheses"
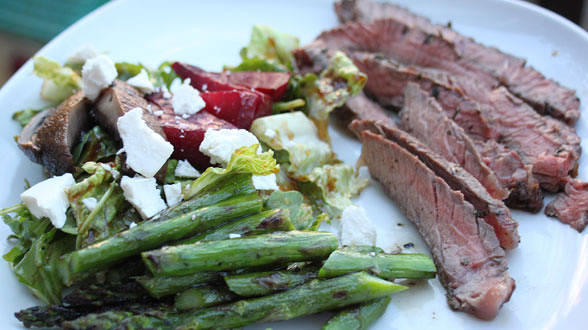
top-left (66, 162), bottom-right (137, 248)
top-left (296, 51), bottom-right (367, 140)
top-left (184, 144), bottom-right (279, 199)
top-left (264, 191), bottom-right (313, 230)
top-left (228, 57), bottom-right (288, 73)
top-left (240, 25), bottom-right (300, 72)
top-left (12, 108), bottom-right (43, 128)
top-left (251, 111), bottom-right (333, 176)
top-left (71, 126), bottom-right (118, 166)
top-left (33, 56), bottom-right (81, 103)
top-left (2, 205), bottom-right (74, 304)
top-left (298, 164), bottom-right (368, 218)
top-left (115, 61), bottom-right (178, 89)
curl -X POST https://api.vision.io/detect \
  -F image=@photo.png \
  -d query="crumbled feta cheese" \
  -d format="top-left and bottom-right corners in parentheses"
top-left (163, 183), bottom-right (183, 207)
top-left (339, 205), bottom-right (377, 247)
top-left (172, 82), bottom-right (205, 116)
top-left (228, 233), bottom-right (241, 239)
top-left (154, 110), bottom-right (163, 116)
top-left (81, 197), bottom-right (98, 211)
top-left (117, 108), bottom-right (174, 178)
top-left (264, 128), bottom-right (276, 139)
top-left (199, 129), bottom-right (261, 166)
top-left (174, 160), bottom-right (200, 178)
top-left (127, 69), bottom-right (155, 93)
top-left (68, 44), bottom-right (98, 64)
top-left (120, 176), bottom-right (167, 219)
top-left (82, 54), bottom-right (117, 100)
top-left (20, 173), bottom-right (75, 228)
top-left (129, 222), bottom-right (137, 229)
top-left (169, 77), bottom-right (183, 94)
top-left (161, 84), bottom-right (171, 99)
top-left (252, 174), bottom-right (279, 191)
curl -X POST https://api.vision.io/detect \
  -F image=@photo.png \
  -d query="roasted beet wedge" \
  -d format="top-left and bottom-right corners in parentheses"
top-left (171, 62), bottom-right (289, 101)
top-left (156, 109), bottom-right (236, 169)
top-left (200, 90), bottom-right (272, 129)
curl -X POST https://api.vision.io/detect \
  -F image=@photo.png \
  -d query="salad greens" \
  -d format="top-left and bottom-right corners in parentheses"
top-left (2, 24), bottom-right (437, 330)
top-left (33, 56), bottom-right (82, 103)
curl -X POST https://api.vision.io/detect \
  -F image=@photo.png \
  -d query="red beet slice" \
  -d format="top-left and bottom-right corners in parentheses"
top-left (157, 110), bottom-right (236, 170)
top-left (172, 62), bottom-right (290, 101)
top-left (200, 90), bottom-right (272, 129)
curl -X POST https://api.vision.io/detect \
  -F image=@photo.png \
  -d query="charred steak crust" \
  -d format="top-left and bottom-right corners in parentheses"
top-left (355, 120), bottom-right (515, 320)
top-left (334, 0), bottom-right (580, 125)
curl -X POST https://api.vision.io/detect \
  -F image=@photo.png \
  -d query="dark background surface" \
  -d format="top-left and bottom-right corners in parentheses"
top-left (0, 0), bottom-right (585, 86)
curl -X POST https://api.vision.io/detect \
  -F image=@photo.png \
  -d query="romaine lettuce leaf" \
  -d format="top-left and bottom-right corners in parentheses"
top-left (264, 191), bottom-right (313, 230)
top-left (66, 162), bottom-right (137, 248)
top-left (71, 126), bottom-right (118, 167)
top-left (12, 108), bottom-right (44, 128)
top-left (115, 61), bottom-right (178, 89)
top-left (251, 111), bottom-right (333, 176)
top-left (33, 56), bottom-right (82, 103)
top-left (297, 51), bottom-right (367, 139)
top-left (2, 205), bottom-right (74, 304)
top-left (240, 25), bottom-right (300, 72)
top-left (184, 144), bottom-right (279, 199)
top-left (297, 163), bottom-right (368, 218)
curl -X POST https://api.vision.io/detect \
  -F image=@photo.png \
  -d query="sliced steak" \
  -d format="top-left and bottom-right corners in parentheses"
top-left (352, 53), bottom-right (580, 192)
top-left (334, 90), bottom-right (398, 136)
top-left (354, 120), bottom-right (515, 320)
top-left (475, 140), bottom-right (543, 213)
top-left (545, 179), bottom-right (588, 232)
top-left (352, 120), bottom-right (519, 250)
top-left (334, 0), bottom-right (580, 124)
top-left (400, 83), bottom-right (508, 201)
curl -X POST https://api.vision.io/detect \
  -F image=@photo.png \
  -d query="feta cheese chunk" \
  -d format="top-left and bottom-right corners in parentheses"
top-left (20, 173), bottom-right (75, 228)
top-left (163, 183), bottom-right (183, 207)
top-left (117, 108), bottom-right (174, 178)
top-left (339, 205), bottom-right (377, 247)
top-left (120, 176), bottom-right (167, 219)
top-left (172, 82), bottom-right (205, 116)
top-left (68, 44), bottom-right (98, 64)
top-left (252, 174), bottom-right (279, 191)
top-left (127, 69), bottom-right (155, 93)
top-left (199, 129), bottom-right (261, 166)
top-left (81, 197), bottom-right (98, 211)
top-left (82, 54), bottom-right (117, 100)
top-left (174, 160), bottom-right (200, 178)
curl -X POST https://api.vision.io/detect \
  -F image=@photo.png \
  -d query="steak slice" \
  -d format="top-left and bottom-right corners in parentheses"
top-left (475, 140), bottom-right (543, 213)
top-left (355, 120), bottom-right (515, 320)
top-left (352, 53), bottom-right (580, 192)
top-left (334, 0), bottom-right (580, 125)
top-left (545, 179), bottom-right (588, 232)
top-left (334, 90), bottom-right (398, 136)
top-left (400, 83), bottom-right (508, 201)
top-left (352, 120), bottom-right (519, 250)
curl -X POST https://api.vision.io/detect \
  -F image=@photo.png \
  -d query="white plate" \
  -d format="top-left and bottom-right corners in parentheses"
top-left (1, 0), bottom-right (587, 329)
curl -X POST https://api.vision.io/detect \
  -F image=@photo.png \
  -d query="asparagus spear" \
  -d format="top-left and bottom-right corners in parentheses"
top-left (62, 193), bottom-right (262, 283)
top-left (178, 208), bottom-right (294, 244)
top-left (319, 246), bottom-right (436, 280)
top-left (62, 281), bottom-right (152, 307)
top-left (175, 285), bottom-right (236, 311)
top-left (63, 272), bottom-right (407, 330)
top-left (16, 305), bottom-right (87, 328)
top-left (322, 297), bottom-right (391, 330)
top-left (135, 272), bottom-right (219, 299)
top-left (224, 267), bottom-right (318, 297)
top-left (158, 172), bottom-right (255, 221)
top-left (142, 231), bottom-right (338, 277)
